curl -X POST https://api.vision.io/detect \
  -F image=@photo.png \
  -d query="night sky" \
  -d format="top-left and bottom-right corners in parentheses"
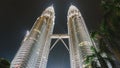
top-left (0, 0), bottom-right (102, 67)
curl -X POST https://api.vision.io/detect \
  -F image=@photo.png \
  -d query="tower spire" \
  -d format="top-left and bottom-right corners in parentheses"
top-left (41, 5), bottom-right (54, 17)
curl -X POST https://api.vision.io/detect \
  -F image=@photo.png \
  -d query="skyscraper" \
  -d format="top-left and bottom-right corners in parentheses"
top-left (11, 5), bottom-right (93, 68)
top-left (67, 5), bottom-right (93, 68)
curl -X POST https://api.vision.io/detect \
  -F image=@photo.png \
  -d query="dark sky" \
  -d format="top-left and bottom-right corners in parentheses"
top-left (0, 0), bottom-right (102, 67)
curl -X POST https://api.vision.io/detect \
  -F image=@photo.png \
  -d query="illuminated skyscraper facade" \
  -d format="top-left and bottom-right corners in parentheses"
top-left (10, 6), bottom-right (55, 68)
top-left (11, 5), bottom-right (93, 68)
top-left (67, 5), bottom-right (92, 68)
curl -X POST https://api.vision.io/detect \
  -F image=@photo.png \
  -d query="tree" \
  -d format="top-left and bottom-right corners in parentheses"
top-left (84, 46), bottom-right (114, 68)
top-left (100, 0), bottom-right (120, 61)
top-left (0, 58), bottom-right (10, 68)
top-left (85, 0), bottom-right (120, 67)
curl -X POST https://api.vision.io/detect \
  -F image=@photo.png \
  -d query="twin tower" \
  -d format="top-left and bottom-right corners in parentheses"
top-left (11, 5), bottom-right (93, 68)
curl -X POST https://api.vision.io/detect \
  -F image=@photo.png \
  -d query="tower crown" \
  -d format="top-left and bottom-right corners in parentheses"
top-left (41, 5), bottom-right (55, 17)
top-left (68, 5), bottom-right (81, 18)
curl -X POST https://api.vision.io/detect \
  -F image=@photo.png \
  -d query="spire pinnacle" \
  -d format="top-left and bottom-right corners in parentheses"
top-left (68, 5), bottom-right (81, 18)
top-left (41, 5), bottom-right (55, 17)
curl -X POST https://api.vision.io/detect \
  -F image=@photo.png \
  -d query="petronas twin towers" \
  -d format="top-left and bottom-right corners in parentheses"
top-left (11, 5), bottom-right (93, 68)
